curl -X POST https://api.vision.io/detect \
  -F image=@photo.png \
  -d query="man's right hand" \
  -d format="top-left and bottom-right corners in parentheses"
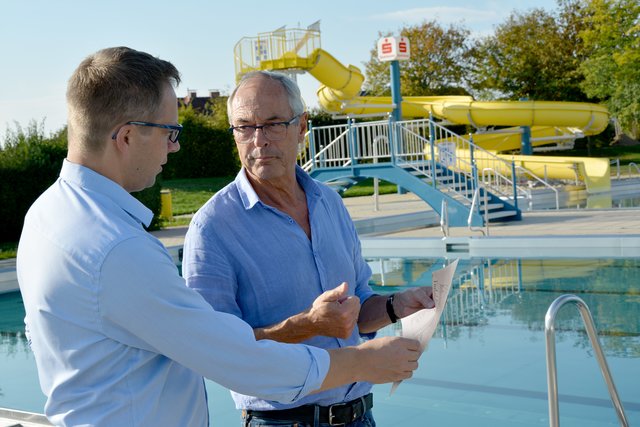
top-left (319, 336), bottom-right (420, 392)
top-left (355, 336), bottom-right (420, 383)
top-left (306, 282), bottom-right (360, 339)
top-left (253, 282), bottom-right (360, 343)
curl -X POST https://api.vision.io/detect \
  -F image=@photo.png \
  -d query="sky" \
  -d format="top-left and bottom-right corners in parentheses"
top-left (1, 0), bottom-right (558, 136)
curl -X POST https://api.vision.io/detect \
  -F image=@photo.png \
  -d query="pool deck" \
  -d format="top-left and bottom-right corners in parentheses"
top-left (149, 193), bottom-right (640, 258)
top-left (2, 193), bottom-right (639, 295)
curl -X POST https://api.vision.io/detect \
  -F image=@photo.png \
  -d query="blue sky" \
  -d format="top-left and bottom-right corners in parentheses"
top-left (1, 0), bottom-right (558, 135)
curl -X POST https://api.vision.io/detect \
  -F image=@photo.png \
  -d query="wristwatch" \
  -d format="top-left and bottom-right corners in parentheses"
top-left (386, 293), bottom-right (398, 323)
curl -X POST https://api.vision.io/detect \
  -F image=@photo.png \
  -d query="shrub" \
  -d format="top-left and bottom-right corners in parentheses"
top-left (0, 122), bottom-right (164, 242)
top-left (161, 107), bottom-right (240, 179)
top-left (0, 122), bottom-right (67, 241)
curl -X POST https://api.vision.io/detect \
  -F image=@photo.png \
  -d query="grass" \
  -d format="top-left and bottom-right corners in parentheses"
top-left (162, 177), bottom-right (234, 215)
top-left (157, 176), bottom-right (397, 228)
top-left (0, 242), bottom-right (17, 260)
top-left (342, 178), bottom-right (398, 197)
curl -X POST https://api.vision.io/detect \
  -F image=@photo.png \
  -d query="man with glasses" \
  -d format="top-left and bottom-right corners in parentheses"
top-left (182, 71), bottom-right (435, 427)
top-left (17, 48), bottom-right (422, 427)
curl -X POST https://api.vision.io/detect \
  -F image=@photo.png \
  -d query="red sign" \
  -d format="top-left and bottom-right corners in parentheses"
top-left (377, 37), bottom-right (410, 61)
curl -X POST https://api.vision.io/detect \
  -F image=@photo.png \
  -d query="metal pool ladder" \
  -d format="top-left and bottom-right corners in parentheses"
top-left (544, 294), bottom-right (629, 427)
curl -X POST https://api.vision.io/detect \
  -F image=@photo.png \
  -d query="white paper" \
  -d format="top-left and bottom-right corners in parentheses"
top-left (390, 258), bottom-right (459, 395)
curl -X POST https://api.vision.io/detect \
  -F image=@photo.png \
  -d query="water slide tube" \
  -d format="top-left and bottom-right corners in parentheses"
top-left (308, 48), bottom-right (608, 144)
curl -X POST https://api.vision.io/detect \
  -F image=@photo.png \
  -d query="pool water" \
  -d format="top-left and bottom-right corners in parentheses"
top-left (1, 257), bottom-right (639, 426)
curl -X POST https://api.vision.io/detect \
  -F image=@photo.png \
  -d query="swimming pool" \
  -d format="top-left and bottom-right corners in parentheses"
top-left (1, 257), bottom-right (638, 426)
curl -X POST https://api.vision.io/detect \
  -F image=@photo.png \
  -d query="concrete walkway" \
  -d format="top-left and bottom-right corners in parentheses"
top-left (151, 192), bottom-right (640, 245)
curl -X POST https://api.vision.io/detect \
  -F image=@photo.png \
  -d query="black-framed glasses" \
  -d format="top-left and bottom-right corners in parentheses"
top-left (112, 121), bottom-right (183, 143)
top-left (228, 115), bottom-right (301, 144)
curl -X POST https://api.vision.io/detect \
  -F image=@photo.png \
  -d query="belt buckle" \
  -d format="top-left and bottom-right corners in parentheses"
top-left (328, 402), bottom-right (346, 426)
top-left (328, 396), bottom-right (366, 425)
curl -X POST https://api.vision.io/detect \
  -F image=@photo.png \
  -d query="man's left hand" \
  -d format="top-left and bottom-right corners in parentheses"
top-left (393, 287), bottom-right (435, 318)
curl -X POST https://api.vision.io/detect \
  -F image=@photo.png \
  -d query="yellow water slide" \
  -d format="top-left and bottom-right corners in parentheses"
top-left (308, 48), bottom-right (608, 146)
top-left (234, 28), bottom-right (611, 191)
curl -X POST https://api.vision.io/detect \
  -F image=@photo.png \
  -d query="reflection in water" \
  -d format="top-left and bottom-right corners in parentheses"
top-left (368, 257), bottom-right (640, 358)
top-left (2, 258), bottom-right (639, 423)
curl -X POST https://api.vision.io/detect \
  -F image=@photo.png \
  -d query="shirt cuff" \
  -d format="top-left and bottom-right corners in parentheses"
top-left (287, 346), bottom-right (331, 403)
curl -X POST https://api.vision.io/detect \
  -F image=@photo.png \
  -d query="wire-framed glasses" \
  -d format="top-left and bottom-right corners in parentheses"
top-left (112, 121), bottom-right (183, 143)
top-left (228, 115), bottom-right (301, 144)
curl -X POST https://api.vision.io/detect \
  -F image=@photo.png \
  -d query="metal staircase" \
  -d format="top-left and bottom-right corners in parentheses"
top-left (299, 117), bottom-right (522, 227)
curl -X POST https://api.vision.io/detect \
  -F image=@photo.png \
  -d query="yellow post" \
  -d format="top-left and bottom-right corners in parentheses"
top-left (160, 189), bottom-right (173, 219)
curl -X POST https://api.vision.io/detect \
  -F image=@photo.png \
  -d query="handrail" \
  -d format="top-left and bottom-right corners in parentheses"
top-left (628, 162), bottom-right (640, 176)
top-left (545, 294), bottom-right (629, 427)
top-left (440, 199), bottom-right (449, 237)
top-left (515, 166), bottom-right (560, 210)
top-left (467, 188), bottom-right (487, 236)
top-left (610, 158), bottom-right (620, 180)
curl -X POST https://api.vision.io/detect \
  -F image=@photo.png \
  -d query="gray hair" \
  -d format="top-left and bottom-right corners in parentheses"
top-left (226, 71), bottom-right (305, 124)
top-left (66, 46), bottom-right (181, 152)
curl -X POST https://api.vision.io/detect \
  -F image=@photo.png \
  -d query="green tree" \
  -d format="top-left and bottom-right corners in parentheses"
top-left (206, 96), bottom-right (231, 129)
top-left (470, 5), bottom-right (590, 101)
top-left (579, 0), bottom-right (640, 137)
top-left (363, 21), bottom-right (472, 97)
top-left (307, 107), bottom-right (346, 127)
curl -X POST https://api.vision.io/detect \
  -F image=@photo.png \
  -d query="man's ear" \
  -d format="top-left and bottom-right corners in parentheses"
top-left (298, 112), bottom-right (308, 139)
top-left (112, 125), bottom-right (132, 153)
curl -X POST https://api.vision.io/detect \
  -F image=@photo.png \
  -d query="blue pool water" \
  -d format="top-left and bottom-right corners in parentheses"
top-left (1, 257), bottom-right (639, 426)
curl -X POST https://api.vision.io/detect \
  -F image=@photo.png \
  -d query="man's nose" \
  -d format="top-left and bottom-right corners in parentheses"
top-left (251, 128), bottom-right (269, 147)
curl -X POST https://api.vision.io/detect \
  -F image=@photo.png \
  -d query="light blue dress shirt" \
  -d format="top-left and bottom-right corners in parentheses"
top-left (17, 160), bottom-right (329, 427)
top-left (183, 166), bottom-right (375, 411)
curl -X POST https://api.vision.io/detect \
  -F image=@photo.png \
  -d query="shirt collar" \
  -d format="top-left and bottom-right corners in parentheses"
top-left (235, 165), bottom-right (323, 210)
top-left (60, 159), bottom-right (154, 227)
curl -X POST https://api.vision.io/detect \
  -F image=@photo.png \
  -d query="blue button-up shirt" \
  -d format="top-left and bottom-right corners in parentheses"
top-left (183, 166), bottom-right (375, 411)
top-left (17, 160), bottom-right (329, 426)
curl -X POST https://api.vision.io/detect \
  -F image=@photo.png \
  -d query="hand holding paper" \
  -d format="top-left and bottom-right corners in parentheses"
top-left (390, 259), bottom-right (459, 395)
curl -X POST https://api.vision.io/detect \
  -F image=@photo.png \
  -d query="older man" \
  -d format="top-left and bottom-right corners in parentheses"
top-left (182, 70), bottom-right (434, 427)
top-left (17, 48), bottom-right (420, 427)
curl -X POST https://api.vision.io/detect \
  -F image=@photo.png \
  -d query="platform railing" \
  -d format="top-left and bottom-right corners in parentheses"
top-left (300, 118), bottom-right (528, 217)
top-left (544, 294), bottom-right (629, 427)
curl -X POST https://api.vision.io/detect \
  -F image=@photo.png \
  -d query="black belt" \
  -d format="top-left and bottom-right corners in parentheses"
top-left (245, 393), bottom-right (373, 426)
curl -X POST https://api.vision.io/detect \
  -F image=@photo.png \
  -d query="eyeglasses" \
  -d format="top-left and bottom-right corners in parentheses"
top-left (112, 121), bottom-right (183, 143)
top-left (228, 115), bottom-right (301, 144)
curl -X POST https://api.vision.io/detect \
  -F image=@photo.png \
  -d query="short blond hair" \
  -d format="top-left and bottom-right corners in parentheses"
top-left (66, 47), bottom-right (181, 152)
